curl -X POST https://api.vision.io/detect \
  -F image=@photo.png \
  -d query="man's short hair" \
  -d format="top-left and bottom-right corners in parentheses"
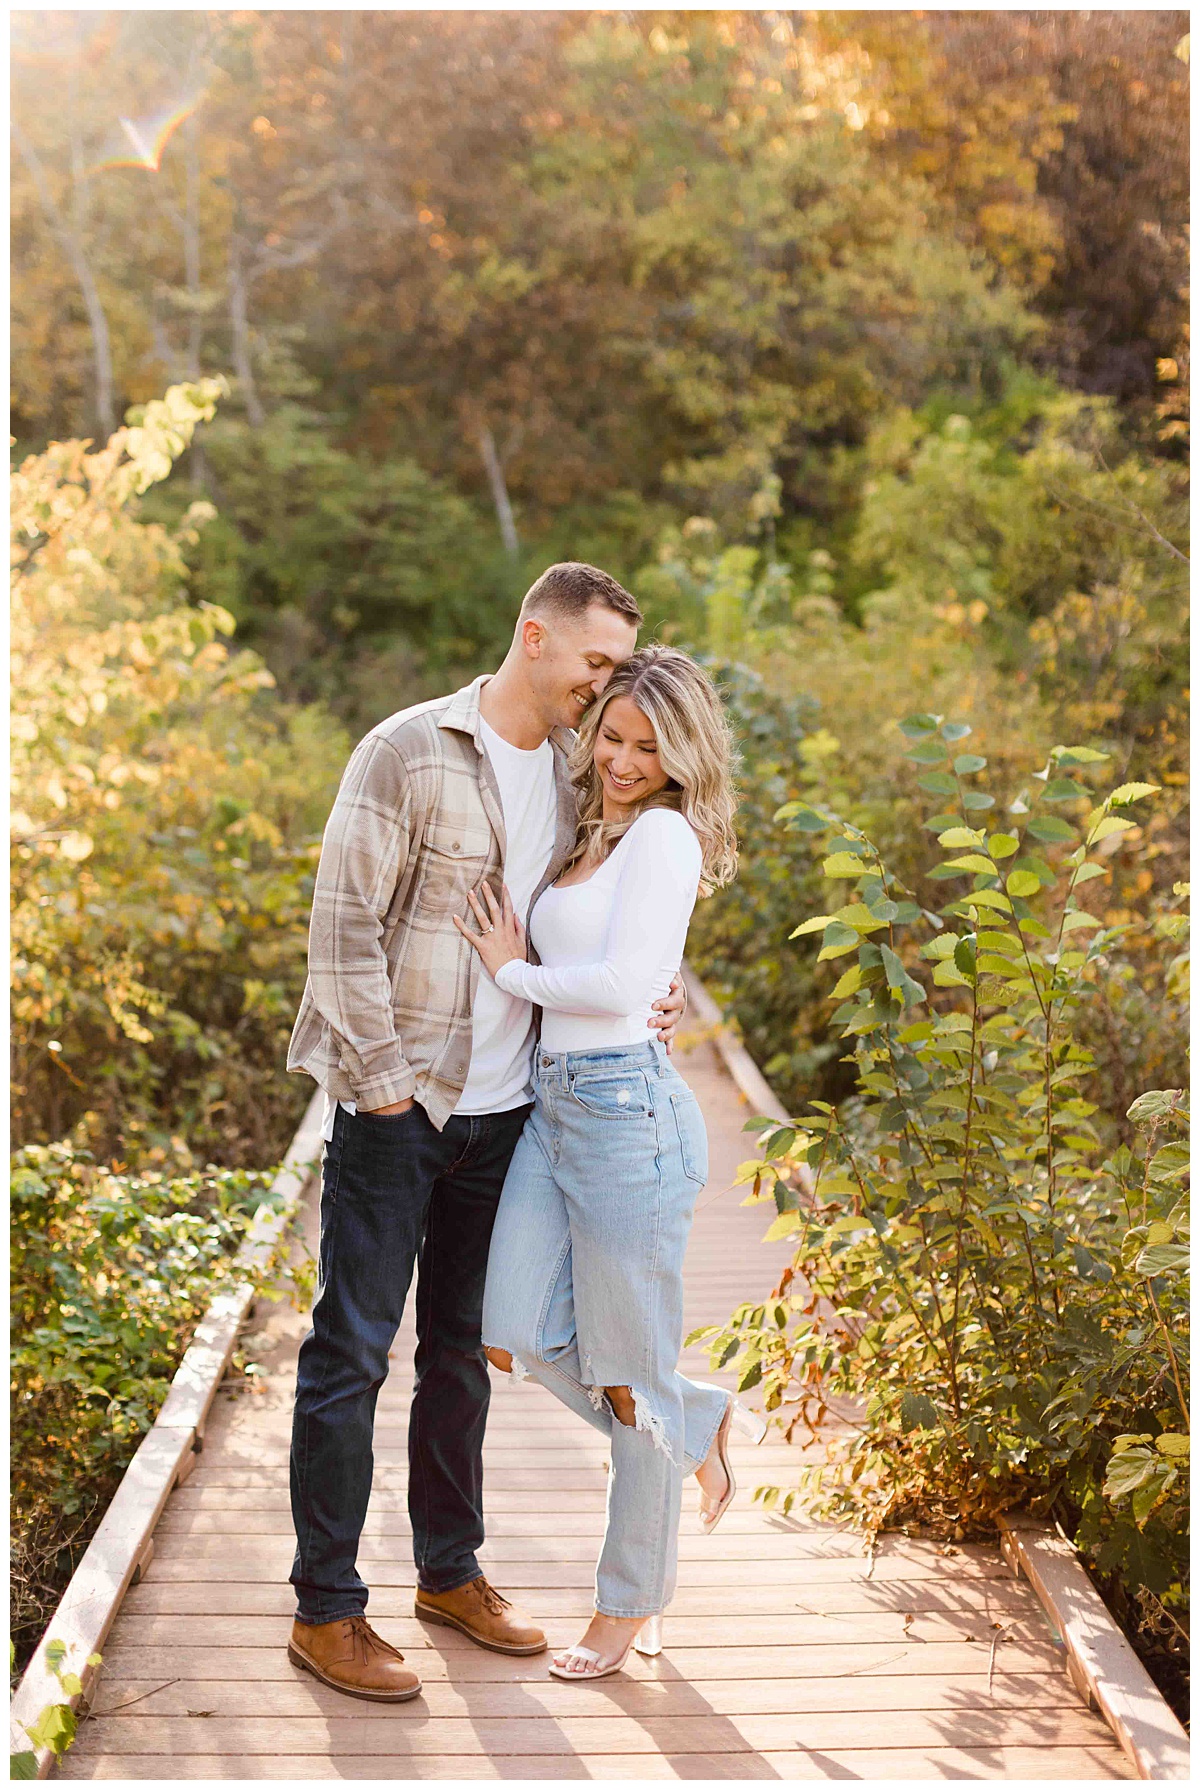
top-left (519, 562), bottom-right (643, 628)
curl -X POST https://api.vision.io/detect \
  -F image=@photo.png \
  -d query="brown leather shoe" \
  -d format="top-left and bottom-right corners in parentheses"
top-left (414, 1576), bottom-right (546, 1655)
top-left (288, 1615), bottom-right (423, 1701)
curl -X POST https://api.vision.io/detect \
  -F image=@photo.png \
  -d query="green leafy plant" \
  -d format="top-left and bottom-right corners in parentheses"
top-left (10, 1637), bottom-right (103, 1777)
top-left (9, 1143), bottom-right (284, 1669)
top-left (691, 715), bottom-right (1188, 1700)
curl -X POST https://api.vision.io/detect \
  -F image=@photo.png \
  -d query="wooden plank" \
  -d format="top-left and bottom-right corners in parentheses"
top-left (153, 1510), bottom-right (1017, 1568)
top-left (88, 1669), bottom-right (1089, 1719)
top-left (153, 1288), bottom-right (254, 1439)
top-left (51, 1707), bottom-right (1124, 1755)
top-left (91, 1638), bottom-right (1071, 1683)
top-left (141, 1547), bottom-right (1022, 1587)
top-left (112, 1594), bottom-right (1055, 1644)
top-left (121, 1589), bottom-right (1038, 1632)
top-left (999, 1517), bottom-right (1190, 1780)
top-left (58, 1743), bottom-right (1138, 1781)
top-left (153, 1506), bottom-right (830, 1534)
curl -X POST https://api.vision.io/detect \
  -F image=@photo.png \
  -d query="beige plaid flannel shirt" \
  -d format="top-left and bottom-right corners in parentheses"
top-left (287, 674), bottom-right (579, 1130)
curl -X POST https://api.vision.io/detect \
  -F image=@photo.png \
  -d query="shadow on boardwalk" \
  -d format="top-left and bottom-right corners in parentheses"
top-left (62, 1020), bottom-right (1133, 1780)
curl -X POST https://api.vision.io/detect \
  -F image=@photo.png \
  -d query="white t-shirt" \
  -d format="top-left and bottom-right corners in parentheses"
top-left (454, 716), bottom-right (558, 1114)
top-left (321, 715), bottom-right (558, 1141)
top-left (494, 807), bottom-right (701, 1052)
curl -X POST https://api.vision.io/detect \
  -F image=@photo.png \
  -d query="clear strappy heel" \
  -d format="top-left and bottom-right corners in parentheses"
top-left (698, 1395), bottom-right (767, 1534)
top-left (548, 1611), bottom-right (664, 1680)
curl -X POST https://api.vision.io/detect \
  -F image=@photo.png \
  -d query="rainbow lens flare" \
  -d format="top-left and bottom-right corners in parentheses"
top-left (90, 92), bottom-right (203, 175)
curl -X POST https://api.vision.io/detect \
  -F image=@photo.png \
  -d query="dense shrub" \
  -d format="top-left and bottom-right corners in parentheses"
top-left (645, 521), bottom-right (1055, 1111)
top-left (158, 406), bottom-right (678, 736)
top-left (693, 719), bottom-right (1189, 1715)
top-left (11, 385), bottom-right (347, 1167)
top-left (647, 386), bottom-right (1188, 1118)
top-left (10, 1142), bottom-right (285, 1666)
top-left (9, 387), bottom-right (333, 1673)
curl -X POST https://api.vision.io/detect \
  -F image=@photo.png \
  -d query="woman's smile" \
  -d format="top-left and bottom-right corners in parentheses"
top-left (604, 765), bottom-right (643, 793)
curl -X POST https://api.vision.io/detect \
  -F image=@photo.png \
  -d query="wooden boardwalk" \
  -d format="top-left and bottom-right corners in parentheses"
top-left (63, 1021), bottom-right (1133, 1780)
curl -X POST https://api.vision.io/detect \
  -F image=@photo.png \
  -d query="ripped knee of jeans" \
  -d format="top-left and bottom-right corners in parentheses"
top-left (605, 1385), bottom-right (636, 1427)
top-left (606, 1386), bottom-right (675, 1462)
top-left (485, 1345), bottom-right (529, 1381)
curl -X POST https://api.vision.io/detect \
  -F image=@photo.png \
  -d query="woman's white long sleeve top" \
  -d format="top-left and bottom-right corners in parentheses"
top-left (493, 806), bottom-right (702, 1052)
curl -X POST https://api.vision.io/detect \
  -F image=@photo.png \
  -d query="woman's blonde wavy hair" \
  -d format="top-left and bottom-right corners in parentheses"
top-left (564, 645), bottom-right (739, 895)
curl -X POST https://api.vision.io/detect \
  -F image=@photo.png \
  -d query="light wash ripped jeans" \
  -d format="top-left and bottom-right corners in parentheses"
top-left (482, 1040), bottom-right (729, 1619)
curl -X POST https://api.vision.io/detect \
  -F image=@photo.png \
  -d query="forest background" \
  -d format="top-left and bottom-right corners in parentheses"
top-left (10, 7), bottom-right (1190, 1714)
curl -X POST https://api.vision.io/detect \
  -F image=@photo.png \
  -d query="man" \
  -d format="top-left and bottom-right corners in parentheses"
top-left (285, 562), bottom-right (688, 1701)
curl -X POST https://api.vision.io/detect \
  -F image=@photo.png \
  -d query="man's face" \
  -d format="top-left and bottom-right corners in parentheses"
top-left (525, 602), bottom-right (639, 730)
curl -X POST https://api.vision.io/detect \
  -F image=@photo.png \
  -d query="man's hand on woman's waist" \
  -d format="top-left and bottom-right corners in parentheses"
top-left (650, 973), bottom-right (687, 1054)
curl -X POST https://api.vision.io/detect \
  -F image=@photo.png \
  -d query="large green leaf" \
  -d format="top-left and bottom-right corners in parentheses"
top-left (1134, 1243), bottom-right (1189, 1277)
top-left (1006, 870), bottom-right (1040, 898)
top-left (1025, 814), bottom-right (1077, 844)
top-left (818, 922), bottom-right (863, 961)
top-left (1127, 1090), bottom-right (1185, 1123)
top-left (901, 1390), bottom-right (940, 1431)
top-left (937, 826), bottom-right (985, 848)
top-left (964, 888), bottom-right (1013, 914)
top-left (907, 739), bottom-right (949, 764)
top-left (1042, 777), bottom-right (1091, 801)
top-left (880, 943), bottom-right (925, 1008)
top-left (943, 854), bottom-right (998, 876)
top-left (1109, 782), bottom-right (1160, 805)
top-left (791, 914), bottom-right (834, 937)
top-left (1056, 747), bottom-right (1110, 765)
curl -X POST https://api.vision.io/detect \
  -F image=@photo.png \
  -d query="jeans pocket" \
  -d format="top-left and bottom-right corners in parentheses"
top-left (570, 1071), bottom-right (652, 1120)
top-left (670, 1090), bottom-right (709, 1186)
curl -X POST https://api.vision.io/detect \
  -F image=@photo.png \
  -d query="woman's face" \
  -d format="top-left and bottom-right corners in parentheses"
top-left (593, 694), bottom-right (670, 809)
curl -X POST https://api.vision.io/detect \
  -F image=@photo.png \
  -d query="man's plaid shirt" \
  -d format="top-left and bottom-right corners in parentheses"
top-left (287, 674), bottom-right (579, 1130)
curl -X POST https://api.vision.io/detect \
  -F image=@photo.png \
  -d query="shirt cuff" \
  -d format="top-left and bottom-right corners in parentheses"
top-left (346, 1060), bottom-right (416, 1110)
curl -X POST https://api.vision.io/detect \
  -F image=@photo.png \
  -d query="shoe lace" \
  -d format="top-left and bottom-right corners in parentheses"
top-left (473, 1577), bottom-right (511, 1616)
top-left (344, 1615), bottom-right (401, 1663)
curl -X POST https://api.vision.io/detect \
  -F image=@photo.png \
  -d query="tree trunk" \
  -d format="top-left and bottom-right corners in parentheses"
top-left (228, 243), bottom-right (265, 427)
top-left (183, 114), bottom-right (206, 486)
top-left (478, 424), bottom-right (519, 556)
top-left (12, 120), bottom-right (116, 438)
top-left (184, 115), bottom-right (203, 380)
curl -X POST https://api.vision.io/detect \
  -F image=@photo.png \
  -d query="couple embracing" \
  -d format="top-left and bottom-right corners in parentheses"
top-left (285, 561), bottom-right (764, 1701)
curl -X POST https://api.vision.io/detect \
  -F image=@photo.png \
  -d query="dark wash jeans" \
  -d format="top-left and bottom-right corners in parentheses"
top-left (289, 1097), bottom-right (531, 1624)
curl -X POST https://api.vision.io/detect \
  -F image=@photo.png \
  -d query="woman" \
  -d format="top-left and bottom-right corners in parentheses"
top-left (454, 644), bottom-right (764, 1682)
